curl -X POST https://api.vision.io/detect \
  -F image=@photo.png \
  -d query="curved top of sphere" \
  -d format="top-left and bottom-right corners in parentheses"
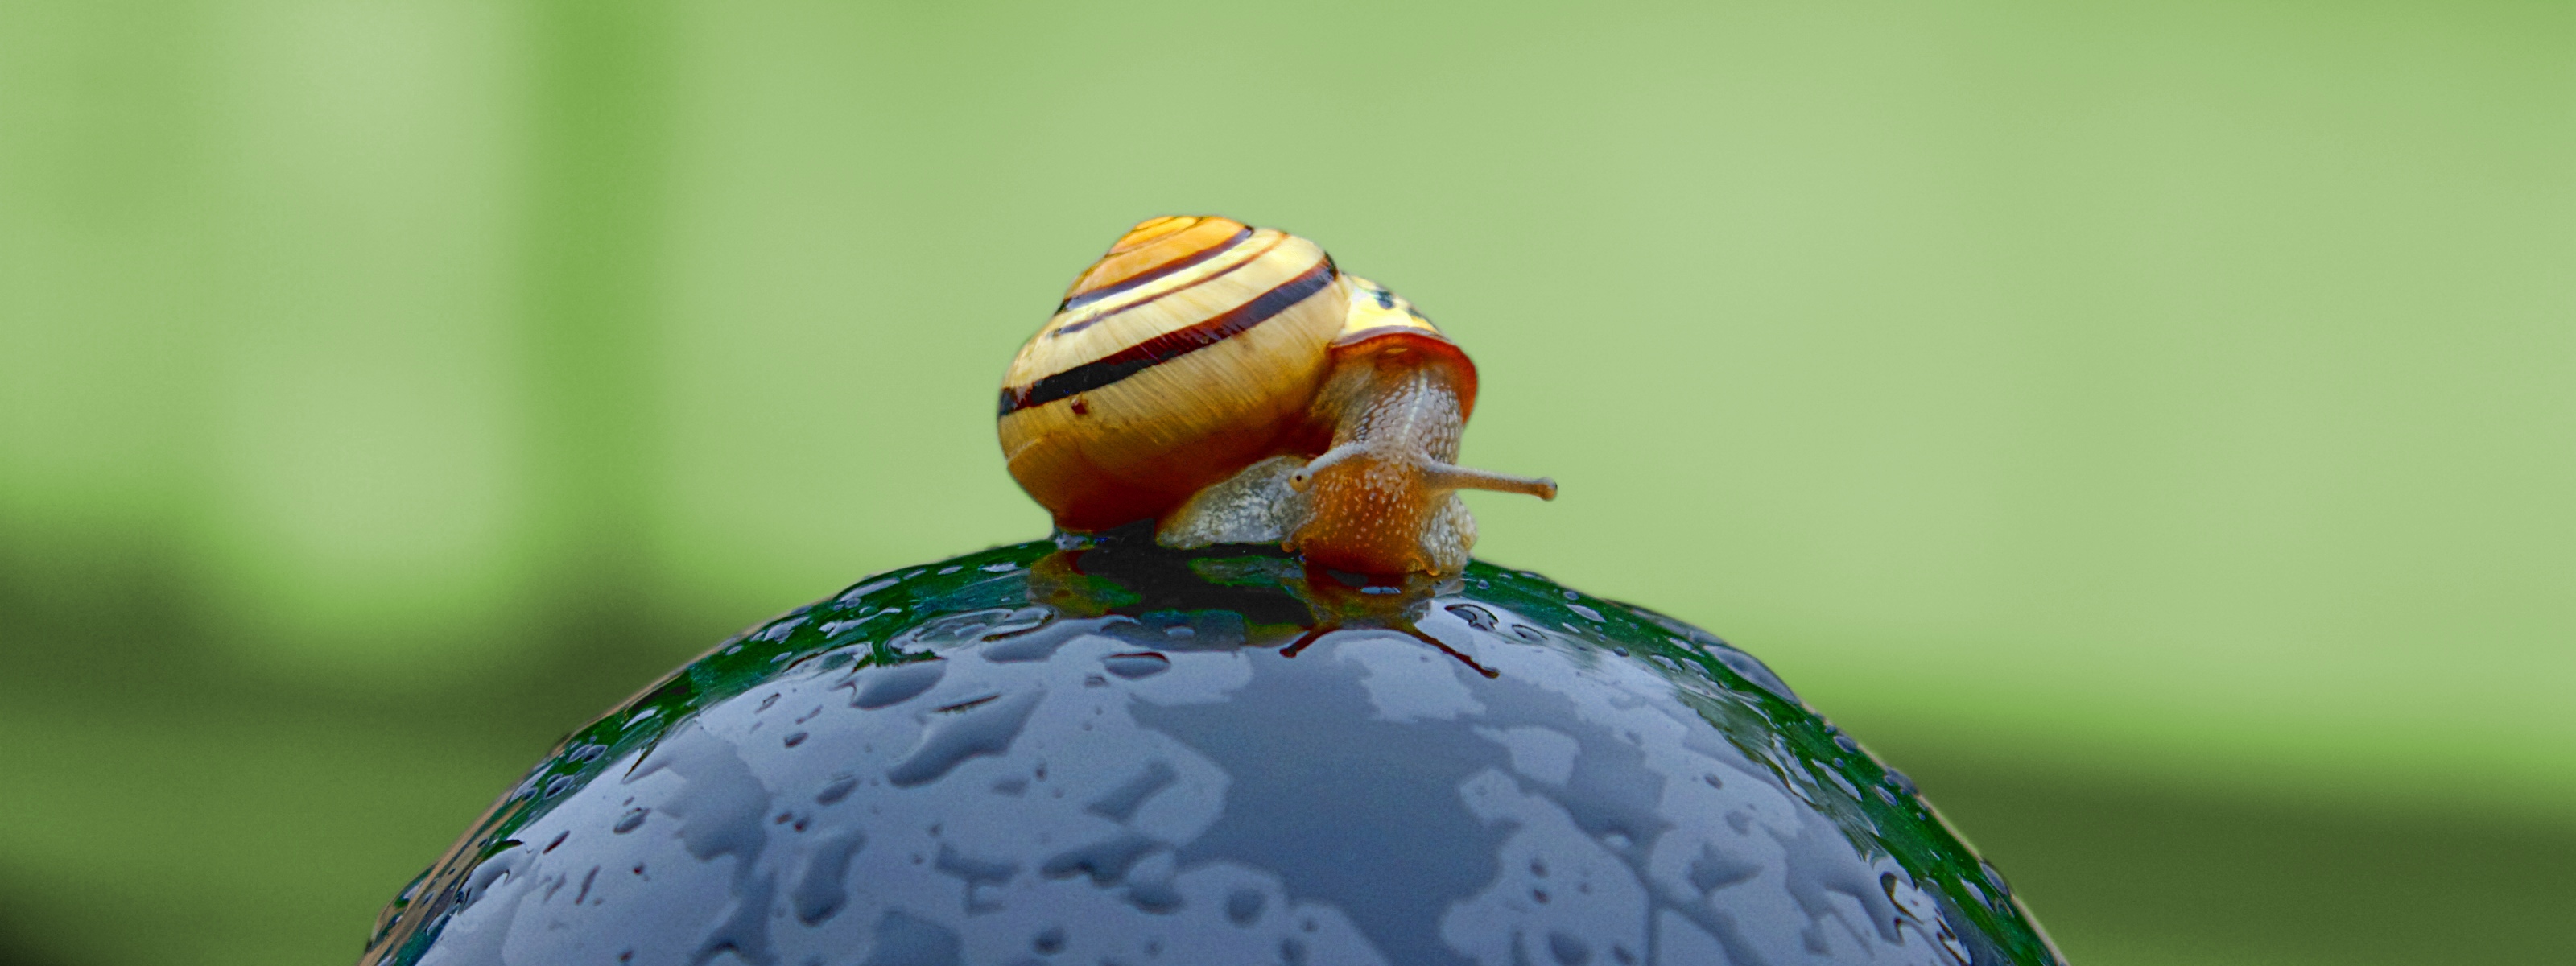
top-left (364, 539), bottom-right (2062, 966)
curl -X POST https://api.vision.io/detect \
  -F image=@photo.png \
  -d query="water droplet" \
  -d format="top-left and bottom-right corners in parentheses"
top-left (783, 731), bottom-right (808, 748)
top-left (981, 618), bottom-right (1104, 663)
top-left (1445, 603), bottom-right (1499, 630)
top-left (1567, 604), bottom-right (1604, 622)
top-left (1883, 769), bottom-right (1918, 796)
top-left (1548, 931), bottom-right (1591, 965)
top-left (1039, 832), bottom-right (1159, 886)
top-left (887, 690), bottom-right (1044, 787)
top-left (934, 844), bottom-right (1020, 913)
top-left (1225, 888), bottom-right (1265, 926)
top-left (693, 869), bottom-right (778, 964)
top-left (1126, 879), bottom-right (1183, 913)
top-left (860, 909), bottom-right (960, 966)
top-left (1687, 841), bottom-right (1760, 894)
top-left (816, 776), bottom-right (858, 806)
top-left (1824, 769), bottom-right (1863, 801)
top-left (980, 606), bottom-right (1055, 639)
top-left (754, 615), bottom-right (807, 642)
top-left (840, 582), bottom-right (902, 605)
top-left (613, 808), bottom-right (649, 834)
top-left (1101, 651), bottom-right (1171, 679)
top-left (1706, 647), bottom-right (1802, 704)
top-left (1086, 760), bottom-right (1178, 823)
top-left (456, 849), bottom-right (522, 910)
top-left (850, 661), bottom-right (945, 709)
top-left (819, 613), bottom-right (886, 639)
top-left (936, 694), bottom-right (1000, 714)
top-left (1031, 926), bottom-right (1066, 954)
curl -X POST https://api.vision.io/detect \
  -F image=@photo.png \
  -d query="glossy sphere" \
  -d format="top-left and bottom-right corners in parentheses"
top-left (363, 540), bottom-right (2062, 966)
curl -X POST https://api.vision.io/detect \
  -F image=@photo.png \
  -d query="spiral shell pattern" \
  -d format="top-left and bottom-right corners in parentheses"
top-left (998, 216), bottom-right (1350, 530)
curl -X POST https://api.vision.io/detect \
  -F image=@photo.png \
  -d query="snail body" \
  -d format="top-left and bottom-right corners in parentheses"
top-left (998, 217), bottom-right (1554, 575)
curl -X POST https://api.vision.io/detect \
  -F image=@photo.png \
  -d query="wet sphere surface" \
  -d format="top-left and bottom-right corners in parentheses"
top-left (365, 540), bottom-right (2060, 966)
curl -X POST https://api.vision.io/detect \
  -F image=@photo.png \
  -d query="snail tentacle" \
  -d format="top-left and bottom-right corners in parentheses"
top-left (1419, 461), bottom-right (1558, 501)
top-left (1287, 442), bottom-right (1372, 491)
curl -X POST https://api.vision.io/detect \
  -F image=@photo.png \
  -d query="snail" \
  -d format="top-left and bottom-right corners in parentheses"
top-left (997, 216), bottom-right (1555, 576)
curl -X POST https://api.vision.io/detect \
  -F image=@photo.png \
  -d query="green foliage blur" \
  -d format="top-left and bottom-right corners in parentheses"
top-left (1, 1), bottom-right (2568, 964)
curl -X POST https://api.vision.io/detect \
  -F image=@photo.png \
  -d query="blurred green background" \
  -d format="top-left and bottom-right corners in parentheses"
top-left (2, 0), bottom-right (2569, 963)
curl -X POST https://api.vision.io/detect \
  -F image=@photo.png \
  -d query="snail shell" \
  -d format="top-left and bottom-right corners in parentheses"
top-left (998, 217), bottom-right (1554, 574)
top-left (997, 216), bottom-right (1347, 530)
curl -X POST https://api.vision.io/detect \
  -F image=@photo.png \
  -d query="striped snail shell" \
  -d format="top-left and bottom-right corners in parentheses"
top-left (997, 216), bottom-right (1555, 575)
top-left (998, 216), bottom-right (1345, 531)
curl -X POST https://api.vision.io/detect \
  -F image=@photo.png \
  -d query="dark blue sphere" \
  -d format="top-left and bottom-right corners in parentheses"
top-left (363, 539), bottom-right (2060, 965)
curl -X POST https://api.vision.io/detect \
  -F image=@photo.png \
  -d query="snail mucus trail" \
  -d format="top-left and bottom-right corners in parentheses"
top-left (997, 216), bottom-right (1554, 576)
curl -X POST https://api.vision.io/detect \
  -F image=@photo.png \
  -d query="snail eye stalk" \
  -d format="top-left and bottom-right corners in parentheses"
top-left (1288, 443), bottom-right (1369, 491)
top-left (1422, 462), bottom-right (1557, 500)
